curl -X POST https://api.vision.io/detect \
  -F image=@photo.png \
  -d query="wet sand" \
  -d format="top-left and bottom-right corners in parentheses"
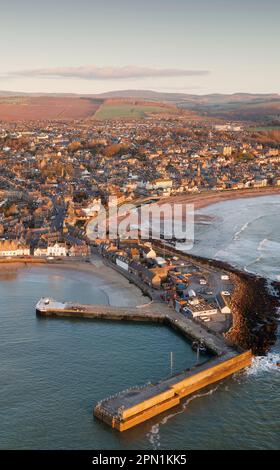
top-left (0, 255), bottom-right (148, 308)
top-left (161, 187), bottom-right (280, 211)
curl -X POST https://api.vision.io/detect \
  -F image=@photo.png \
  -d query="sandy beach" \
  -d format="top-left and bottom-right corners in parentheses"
top-left (97, 187), bottom-right (280, 238)
top-left (161, 187), bottom-right (280, 211)
top-left (0, 255), bottom-right (148, 308)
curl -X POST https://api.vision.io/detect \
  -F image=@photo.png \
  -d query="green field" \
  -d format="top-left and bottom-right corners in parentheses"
top-left (94, 102), bottom-right (176, 120)
top-left (249, 125), bottom-right (280, 132)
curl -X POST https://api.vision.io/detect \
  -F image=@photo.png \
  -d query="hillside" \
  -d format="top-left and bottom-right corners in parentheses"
top-left (181, 94), bottom-right (280, 123)
top-left (0, 96), bottom-right (184, 122)
top-left (93, 99), bottom-right (181, 120)
top-left (0, 90), bottom-right (279, 123)
top-left (95, 91), bottom-right (280, 124)
top-left (0, 97), bottom-right (103, 121)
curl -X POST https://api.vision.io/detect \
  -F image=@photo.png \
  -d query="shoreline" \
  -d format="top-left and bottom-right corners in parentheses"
top-left (1, 227), bottom-right (279, 355)
top-left (0, 257), bottom-right (148, 308)
top-left (161, 187), bottom-right (280, 211)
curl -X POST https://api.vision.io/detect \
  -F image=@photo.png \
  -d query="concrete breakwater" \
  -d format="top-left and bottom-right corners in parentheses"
top-left (36, 298), bottom-right (166, 323)
top-left (94, 350), bottom-right (252, 432)
top-left (36, 298), bottom-right (233, 356)
top-left (36, 298), bottom-right (252, 431)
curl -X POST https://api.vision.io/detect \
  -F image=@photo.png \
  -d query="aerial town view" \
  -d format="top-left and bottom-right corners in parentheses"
top-left (0, 0), bottom-right (279, 461)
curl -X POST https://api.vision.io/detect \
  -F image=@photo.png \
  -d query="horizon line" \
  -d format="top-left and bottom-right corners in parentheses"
top-left (0, 88), bottom-right (279, 97)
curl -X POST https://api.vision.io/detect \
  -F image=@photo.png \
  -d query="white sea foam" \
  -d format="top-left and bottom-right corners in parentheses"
top-left (147, 424), bottom-right (161, 449)
top-left (258, 238), bottom-right (269, 251)
top-left (233, 221), bottom-right (250, 241)
top-left (266, 279), bottom-right (280, 298)
top-left (146, 386), bottom-right (219, 449)
top-left (257, 239), bottom-right (280, 253)
top-left (243, 254), bottom-right (263, 274)
top-left (245, 353), bottom-right (280, 376)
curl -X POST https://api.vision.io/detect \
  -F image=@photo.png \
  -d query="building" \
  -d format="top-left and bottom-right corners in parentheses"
top-left (34, 247), bottom-right (48, 256)
top-left (0, 240), bottom-right (30, 257)
top-left (223, 146), bottom-right (232, 157)
top-left (47, 243), bottom-right (68, 257)
top-left (115, 255), bottom-right (129, 271)
top-left (68, 244), bottom-right (90, 257)
top-left (216, 292), bottom-right (232, 314)
top-left (183, 297), bottom-right (218, 318)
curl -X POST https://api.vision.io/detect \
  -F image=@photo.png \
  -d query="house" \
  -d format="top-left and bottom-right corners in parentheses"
top-left (148, 266), bottom-right (170, 289)
top-left (0, 240), bottom-right (30, 257)
top-left (129, 260), bottom-right (146, 276)
top-left (68, 244), bottom-right (90, 257)
top-left (34, 247), bottom-right (48, 256)
top-left (216, 292), bottom-right (232, 314)
top-left (115, 255), bottom-right (130, 271)
top-left (47, 243), bottom-right (68, 257)
top-left (141, 243), bottom-right (157, 259)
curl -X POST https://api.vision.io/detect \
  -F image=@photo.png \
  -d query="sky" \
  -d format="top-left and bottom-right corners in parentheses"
top-left (0, 0), bottom-right (279, 95)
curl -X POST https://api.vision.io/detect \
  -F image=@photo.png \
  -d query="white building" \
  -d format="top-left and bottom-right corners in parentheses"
top-left (116, 255), bottom-right (129, 271)
top-left (47, 243), bottom-right (68, 257)
top-left (137, 179), bottom-right (173, 191)
top-left (0, 240), bottom-right (30, 257)
top-left (183, 297), bottom-right (218, 318)
top-left (34, 247), bottom-right (48, 257)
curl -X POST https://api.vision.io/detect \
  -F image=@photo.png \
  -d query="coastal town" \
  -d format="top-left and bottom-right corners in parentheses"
top-left (1, 116), bottom-right (279, 252)
top-left (1, 114), bottom-right (279, 346)
top-left (1, 0), bottom-right (280, 453)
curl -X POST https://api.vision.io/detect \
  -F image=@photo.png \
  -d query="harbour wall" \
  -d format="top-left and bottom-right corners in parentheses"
top-left (36, 299), bottom-right (233, 356)
top-left (94, 350), bottom-right (253, 432)
top-left (36, 298), bottom-right (252, 432)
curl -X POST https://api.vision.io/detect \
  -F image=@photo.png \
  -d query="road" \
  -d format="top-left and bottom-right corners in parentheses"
top-left (50, 196), bottom-right (66, 232)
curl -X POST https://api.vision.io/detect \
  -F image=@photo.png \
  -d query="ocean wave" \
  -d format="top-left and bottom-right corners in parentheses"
top-left (233, 221), bottom-right (251, 241)
top-left (257, 239), bottom-right (280, 252)
top-left (244, 254), bottom-right (263, 272)
top-left (233, 212), bottom-right (278, 242)
top-left (245, 353), bottom-right (280, 376)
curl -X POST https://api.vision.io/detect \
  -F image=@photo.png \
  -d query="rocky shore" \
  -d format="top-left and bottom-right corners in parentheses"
top-left (182, 253), bottom-right (279, 355)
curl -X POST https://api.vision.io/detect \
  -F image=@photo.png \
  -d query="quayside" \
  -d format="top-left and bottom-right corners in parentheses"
top-left (36, 297), bottom-right (253, 431)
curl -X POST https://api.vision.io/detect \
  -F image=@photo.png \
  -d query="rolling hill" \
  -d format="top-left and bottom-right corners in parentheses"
top-left (0, 96), bottom-right (182, 122)
top-left (0, 90), bottom-right (279, 123)
top-left (0, 96), bottom-right (103, 121)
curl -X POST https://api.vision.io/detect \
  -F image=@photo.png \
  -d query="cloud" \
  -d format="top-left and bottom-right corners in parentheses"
top-left (6, 65), bottom-right (210, 80)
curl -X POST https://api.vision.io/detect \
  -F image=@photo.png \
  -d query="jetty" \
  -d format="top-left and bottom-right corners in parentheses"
top-left (36, 298), bottom-right (232, 356)
top-left (94, 350), bottom-right (252, 431)
top-left (36, 297), bottom-right (253, 431)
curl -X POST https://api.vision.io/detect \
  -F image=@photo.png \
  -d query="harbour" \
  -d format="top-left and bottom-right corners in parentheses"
top-left (35, 297), bottom-right (233, 356)
top-left (0, 261), bottom-right (279, 449)
top-left (36, 297), bottom-right (252, 431)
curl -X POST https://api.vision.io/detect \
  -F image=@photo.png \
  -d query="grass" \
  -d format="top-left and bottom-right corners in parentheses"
top-left (248, 125), bottom-right (280, 132)
top-left (93, 103), bottom-right (176, 120)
